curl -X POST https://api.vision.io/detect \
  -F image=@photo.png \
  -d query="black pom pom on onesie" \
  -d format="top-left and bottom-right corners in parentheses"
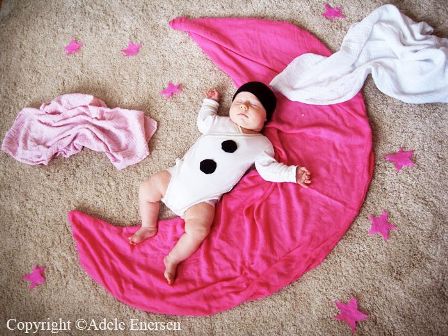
top-left (221, 140), bottom-right (238, 153)
top-left (200, 159), bottom-right (217, 174)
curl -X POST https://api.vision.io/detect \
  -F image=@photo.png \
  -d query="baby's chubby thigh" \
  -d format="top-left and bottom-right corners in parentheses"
top-left (182, 202), bottom-right (215, 240)
top-left (139, 169), bottom-right (171, 202)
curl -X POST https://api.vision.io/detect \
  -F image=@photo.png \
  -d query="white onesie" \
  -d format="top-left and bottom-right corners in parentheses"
top-left (161, 98), bottom-right (298, 218)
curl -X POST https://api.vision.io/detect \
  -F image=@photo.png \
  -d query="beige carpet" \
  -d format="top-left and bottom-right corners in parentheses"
top-left (1, 0), bottom-right (447, 335)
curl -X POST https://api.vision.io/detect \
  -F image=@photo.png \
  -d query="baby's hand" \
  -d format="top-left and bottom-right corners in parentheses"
top-left (296, 166), bottom-right (311, 188)
top-left (206, 89), bottom-right (220, 102)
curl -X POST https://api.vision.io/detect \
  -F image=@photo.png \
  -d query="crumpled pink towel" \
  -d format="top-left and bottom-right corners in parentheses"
top-left (1, 93), bottom-right (157, 170)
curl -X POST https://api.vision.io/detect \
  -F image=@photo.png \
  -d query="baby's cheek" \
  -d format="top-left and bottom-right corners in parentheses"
top-left (229, 107), bottom-right (238, 118)
top-left (255, 115), bottom-right (265, 128)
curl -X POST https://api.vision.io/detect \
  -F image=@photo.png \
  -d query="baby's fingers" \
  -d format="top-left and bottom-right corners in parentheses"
top-left (299, 167), bottom-right (311, 175)
top-left (300, 176), bottom-right (311, 187)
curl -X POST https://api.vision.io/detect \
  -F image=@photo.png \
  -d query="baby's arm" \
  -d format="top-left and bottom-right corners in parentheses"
top-left (197, 89), bottom-right (221, 134)
top-left (255, 143), bottom-right (311, 187)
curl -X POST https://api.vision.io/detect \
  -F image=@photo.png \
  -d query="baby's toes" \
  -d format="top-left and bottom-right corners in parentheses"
top-left (128, 234), bottom-right (141, 245)
top-left (164, 271), bottom-right (174, 285)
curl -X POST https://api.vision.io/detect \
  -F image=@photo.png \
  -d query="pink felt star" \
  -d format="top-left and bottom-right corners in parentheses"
top-left (385, 148), bottom-right (415, 171)
top-left (64, 38), bottom-right (82, 55)
top-left (22, 265), bottom-right (46, 289)
top-left (121, 41), bottom-right (142, 57)
top-left (335, 297), bottom-right (368, 333)
top-left (323, 3), bottom-right (345, 20)
top-left (161, 82), bottom-right (182, 98)
top-left (368, 210), bottom-right (398, 240)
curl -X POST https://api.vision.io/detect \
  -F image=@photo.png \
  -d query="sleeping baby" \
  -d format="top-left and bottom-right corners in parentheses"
top-left (128, 81), bottom-right (311, 285)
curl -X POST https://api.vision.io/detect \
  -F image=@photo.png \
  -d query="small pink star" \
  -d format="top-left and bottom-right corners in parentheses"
top-left (335, 297), bottom-right (368, 333)
top-left (323, 3), bottom-right (345, 20)
top-left (385, 148), bottom-right (415, 171)
top-left (161, 82), bottom-right (182, 98)
top-left (23, 265), bottom-right (46, 289)
top-left (121, 41), bottom-right (141, 57)
top-left (64, 38), bottom-right (82, 55)
top-left (368, 210), bottom-right (398, 240)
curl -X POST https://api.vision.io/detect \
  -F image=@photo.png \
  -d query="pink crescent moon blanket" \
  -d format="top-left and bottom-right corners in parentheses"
top-left (68, 17), bottom-right (374, 316)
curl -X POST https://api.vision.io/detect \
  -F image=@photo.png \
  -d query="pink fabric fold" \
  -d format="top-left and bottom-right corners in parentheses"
top-left (68, 17), bottom-right (374, 316)
top-left (1, 93), bottom-right (157, 170)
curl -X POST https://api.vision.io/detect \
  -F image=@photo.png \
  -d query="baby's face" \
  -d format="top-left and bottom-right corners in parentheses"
top-left (229, 92), bottom-right (266, 132)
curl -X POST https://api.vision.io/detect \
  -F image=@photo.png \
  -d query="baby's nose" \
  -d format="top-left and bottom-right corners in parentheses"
top-left (240, 103), bottom-right (248, 111)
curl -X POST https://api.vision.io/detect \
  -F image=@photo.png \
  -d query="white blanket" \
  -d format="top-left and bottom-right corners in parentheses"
top-left (270, 4), bottom-right (448, 105)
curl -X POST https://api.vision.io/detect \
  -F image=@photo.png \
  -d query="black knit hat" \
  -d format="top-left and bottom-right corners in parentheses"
top-left (232, 81), bottom-right (277, 122)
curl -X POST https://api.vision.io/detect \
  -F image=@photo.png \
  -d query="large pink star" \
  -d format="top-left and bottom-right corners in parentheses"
top-left (23, 265), bottom-right (46, 289)
top-left (385, 148), bottom-right (415, 171)
top-left (368, 210), bottom-right (398, 240)
top-left (335, 297), bottom-right (368, 333)
top-left (161, 82), bottom-right (182, 98)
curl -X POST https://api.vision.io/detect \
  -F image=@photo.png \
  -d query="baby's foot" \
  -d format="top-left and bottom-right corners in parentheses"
top-left (163, 256), bottom-right (178, 286)
top-left (128, 227), bottom-right (157, 245)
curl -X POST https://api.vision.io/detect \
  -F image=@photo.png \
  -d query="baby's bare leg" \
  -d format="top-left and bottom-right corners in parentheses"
top-left (128, 170), bottom-right (171, 245)
top-left (163, 202), bottom-right (215, 285)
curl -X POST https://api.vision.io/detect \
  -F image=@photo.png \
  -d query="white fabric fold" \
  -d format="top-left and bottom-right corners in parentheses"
top-left (270, 4), bottom-right (448, 105)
